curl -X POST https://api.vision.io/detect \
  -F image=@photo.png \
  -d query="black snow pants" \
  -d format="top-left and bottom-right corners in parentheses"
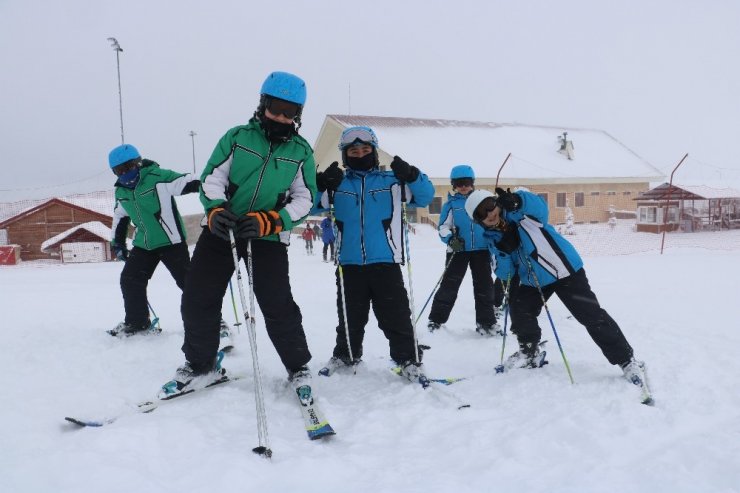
top-left (181, 228), bottom-right (311, 372)
top-left (120, 242), bottom-right (190, 325)
top-left (333, 263), bottom-right (419, 365)
top-left (509, 268), bottom-right (633, 366)
top-left (428, 250), bottom-right (496, 326)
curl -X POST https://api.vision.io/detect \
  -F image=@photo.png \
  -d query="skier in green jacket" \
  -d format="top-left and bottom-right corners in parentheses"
top-left (160, 71), bottom-right (318, 397)
top-left (107, 144), bottom-right (201, 337)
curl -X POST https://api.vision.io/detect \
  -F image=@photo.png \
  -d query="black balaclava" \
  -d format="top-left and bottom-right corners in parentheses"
top-left (255, 96), bottom-right (300, 143)
top-left (343, 148), bottom-right (378, 171)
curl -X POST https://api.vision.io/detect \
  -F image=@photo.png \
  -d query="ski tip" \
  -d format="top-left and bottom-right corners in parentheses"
top-left (65, 416), bottom-right (103, 427)
top-left (642, 397), bottom-right (655, 406)
top-left (252, 446), bottom-right (273, 458)
top-left (308, 424), bottom-right (336, 440)
top-left (457, 404), bottom-right (472, 410)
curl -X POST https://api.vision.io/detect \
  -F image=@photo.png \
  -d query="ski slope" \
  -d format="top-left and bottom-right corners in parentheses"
top-left (1, 225), bottom-right (739, 493)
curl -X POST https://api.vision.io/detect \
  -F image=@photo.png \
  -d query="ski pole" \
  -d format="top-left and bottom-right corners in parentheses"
top-left (228, 230), bottom-right (272, 458)
top-left (147, 301), bottom-right (160, 330)
top-left (495, 276), bottom-right (511, 373)
top-left (329, 192), bottom-right (356, 369)
top-left (414, 252), bottom-right (456, 327)
top-left (228, 280), bottom-right (242, 329)
top-left (521, 255), bottom-right (575, 384)
top-left (399, 182), bottom-right (421, 365)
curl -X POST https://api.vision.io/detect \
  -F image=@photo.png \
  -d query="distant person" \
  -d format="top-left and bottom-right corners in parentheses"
top-left (465, 187), bottom-right (650, 399)
top-left (312, 222), bottom-right (321, 241)
top-left (301, 225), bottom-right (315, 255)
top-left (320, 216), bottom-right (336, 263)
top-left (160, 71), bottom-right (317, 397)
top-left (427, 165), bottom-right (501, 336)
top-left (313, 126), bottom-right (435, 384)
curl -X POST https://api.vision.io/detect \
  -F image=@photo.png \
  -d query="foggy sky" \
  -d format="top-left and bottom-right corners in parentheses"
top-left (1, 0), bottom-right (739, 200)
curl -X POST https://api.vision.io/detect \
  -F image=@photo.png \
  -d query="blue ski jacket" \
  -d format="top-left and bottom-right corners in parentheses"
top-left (438, 191), bottom-right (488, 252)
top-left (314, 168), bottom-right (434, 265)
top-left (483, 190), bottom-right (583, 287)
top-left (320, 216), bottom-right (335, 243)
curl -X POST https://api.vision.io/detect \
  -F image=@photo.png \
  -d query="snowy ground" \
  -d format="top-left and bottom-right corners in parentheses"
top-left (1, 225), bottom-right (739, 493)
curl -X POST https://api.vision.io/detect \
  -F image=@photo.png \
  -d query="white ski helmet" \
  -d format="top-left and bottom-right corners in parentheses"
top-left (465, 189), bottom-right (496, 223)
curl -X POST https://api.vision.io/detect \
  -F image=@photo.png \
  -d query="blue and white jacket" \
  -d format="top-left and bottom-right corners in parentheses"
top-left (314, 168), bottom-right (435, 265)
top-left (438, 191), bottom-right (488, 252)
top-left (484, 190), bottom-right (583, 287)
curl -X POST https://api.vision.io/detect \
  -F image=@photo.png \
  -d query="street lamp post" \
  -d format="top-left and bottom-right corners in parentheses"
top-left (189, 131), bottom-right (197, 174)
top-left (107, 37), bottom-right (125, 144)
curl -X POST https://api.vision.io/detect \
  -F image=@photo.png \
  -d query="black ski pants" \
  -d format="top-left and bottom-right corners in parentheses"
top-left (181, 228), bottom-right (311, 371)
top-left (120, 243), bottom-right (190, 325)
top-left (322, 241), bottom-right (335, 262)
top-left (509, 268), bottom-right (633, 366)
top-left (429, 250), bottom-right (496, 326)
top-left (333, 263), bottom-right (419, 365)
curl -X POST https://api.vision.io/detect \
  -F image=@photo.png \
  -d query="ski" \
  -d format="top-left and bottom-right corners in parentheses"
top-left (64, 375), bottom-right (241, 428)
top-left (390, 367), bottom-right (470, 409)
top-left (295, 385), bottom-right (336, 440)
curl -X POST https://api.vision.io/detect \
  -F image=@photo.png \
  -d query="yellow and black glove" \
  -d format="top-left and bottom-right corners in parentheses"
top-left (236, 210), bottom-right (283, 239)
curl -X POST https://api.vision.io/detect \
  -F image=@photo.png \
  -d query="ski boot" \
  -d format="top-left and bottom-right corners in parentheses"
top-left (496, 342), bottom-right (548, 373)
top-left (218, 319), bottom-right (234, 352)
top-left (427, 320), bottom-right (442, 333)
top-left (107, 319), bottom-right (160, 337)
top-left (476, 322), bottom-right (504, 337)
top-left (318, 356), bottom-right (361, 376)
top-left (397, 360), bottom-right (430, 388)
top-left (158, 351), bottom-right (227, 400)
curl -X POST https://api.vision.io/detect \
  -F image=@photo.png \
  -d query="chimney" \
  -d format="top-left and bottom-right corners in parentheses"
top-left (558, 132), bottom-right (575, 160)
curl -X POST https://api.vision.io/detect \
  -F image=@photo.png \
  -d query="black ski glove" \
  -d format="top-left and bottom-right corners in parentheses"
top-left (316, 161), bottom-right (344, 192)
top-left (112, 244), bottom-right (128, 261)
top-left (207, 207), bottom-right (238, 241)
top-left (235, 211), bottom-right (283, 239)
top-left (390, 156), bottom-right (420, 182)
top-left (494, 226), bottom-right (520, 254)
top-left (494, 187), bottom-right (522, 212)
top-left (447, 235), bottom-right (465, 253)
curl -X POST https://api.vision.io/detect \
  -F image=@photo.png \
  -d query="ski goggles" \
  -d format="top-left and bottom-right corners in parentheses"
top-left (339, 126), bottom-right (378, 150)
top-left (451, 178), bottom-right (474, 189)
top-left (473, 196), bottom-right (499, 223)
top-left (265, 97), bottom-right (302, 120)
top-left (112, 158), bottom-right (141, 177)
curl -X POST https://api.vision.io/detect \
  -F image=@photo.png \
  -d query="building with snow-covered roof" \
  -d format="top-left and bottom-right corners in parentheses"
top-left (313, 115), bottom-right (666, 225)
top-left (40, 221), bottom-right (113, 262)
top-left (635, 182), bottom-right (740, 233)
top-left (0, 195), bottom-right (114, 261)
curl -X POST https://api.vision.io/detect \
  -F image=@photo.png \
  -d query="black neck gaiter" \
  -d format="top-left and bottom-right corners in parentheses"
top-left (261, 117), bottom-right (295, 143)
top-left (344, 152), bottom-right (376, 171)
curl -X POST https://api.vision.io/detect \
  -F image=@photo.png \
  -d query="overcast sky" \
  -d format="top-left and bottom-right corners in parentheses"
top-left (1, 0), bottom-right (739, 200)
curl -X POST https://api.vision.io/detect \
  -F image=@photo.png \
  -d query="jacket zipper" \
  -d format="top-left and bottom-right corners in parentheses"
top-left (247, 143), bottom-right (273, 212)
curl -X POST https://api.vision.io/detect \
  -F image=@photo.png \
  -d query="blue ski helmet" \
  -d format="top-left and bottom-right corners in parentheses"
top-left (108, 144), bottom-right (141, 169)
top-left (260, 71), bottom-right (307, 105)
top-left (450, 164), bottom-right (475, 180)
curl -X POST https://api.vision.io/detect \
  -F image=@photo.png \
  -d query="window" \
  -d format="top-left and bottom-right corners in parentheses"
top-left (590, 191), bottom-right (600, 196)
top-left (556, 193), bottom-right (566, 208)
top-left (606, 191), bottom-right (617, 196)
top-left (575, 192), bottom-right (584, 207)
top-left (428, 197), bottom-right (442, 215)
top-left (623, 191), bottom-right (632, 196)
top-left (537, 193), bottom-right (548, 203)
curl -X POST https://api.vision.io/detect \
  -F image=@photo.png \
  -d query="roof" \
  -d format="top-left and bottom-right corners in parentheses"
top-left (314, 115), bottom-right (665, 185)
top-left (40, 221), bottom-right (112, 252)
top-left (0, 191), bottom-right (115, 227)
top-left (637, 183), bottom-right (740, 201)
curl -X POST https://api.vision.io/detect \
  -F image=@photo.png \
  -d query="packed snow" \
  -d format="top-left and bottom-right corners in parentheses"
top-left (1, 225), bottom-right (739, 493)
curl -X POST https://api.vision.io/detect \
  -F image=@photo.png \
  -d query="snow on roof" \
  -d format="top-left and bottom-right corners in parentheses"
top-left (325, 115), bottom-right (665, 184)
top-left (40, 221), bottom-right (112, 252)
top-left (673, 184), bottom-right (740, 199)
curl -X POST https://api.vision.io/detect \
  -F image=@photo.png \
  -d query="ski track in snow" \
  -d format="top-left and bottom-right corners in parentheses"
top-left (1, 225), bottom-right (739, 493)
